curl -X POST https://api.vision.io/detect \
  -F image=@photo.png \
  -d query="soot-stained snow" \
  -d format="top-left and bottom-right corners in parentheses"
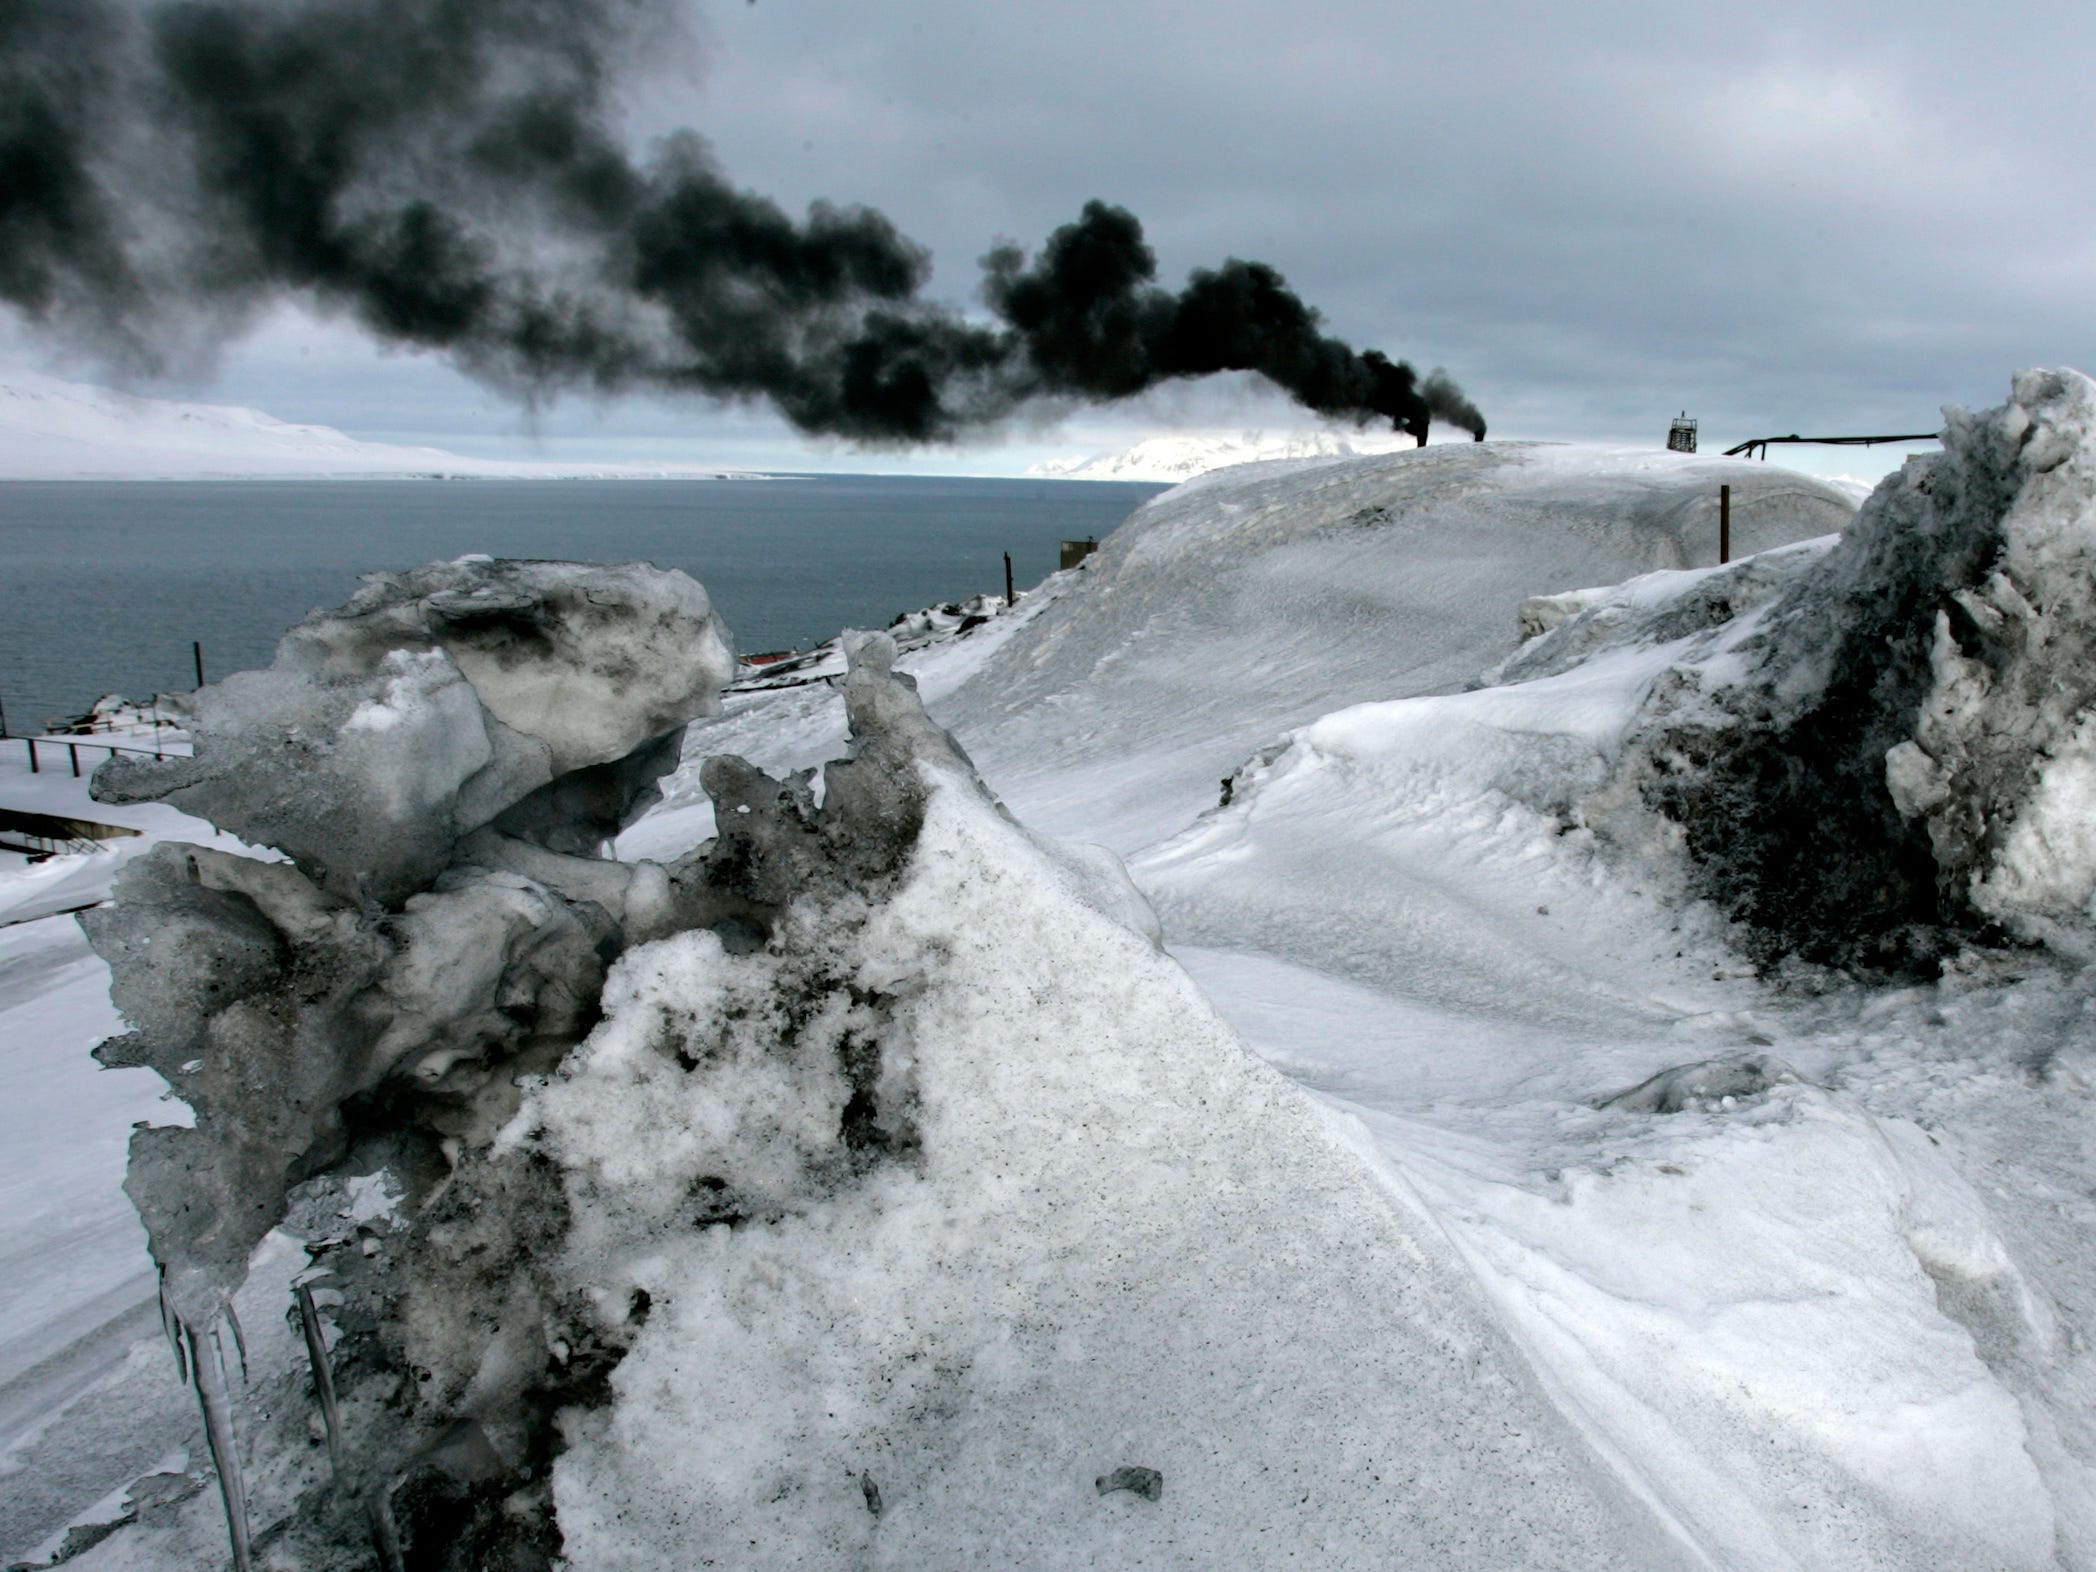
top-left (1541, 370), bottom-right (2096, 971)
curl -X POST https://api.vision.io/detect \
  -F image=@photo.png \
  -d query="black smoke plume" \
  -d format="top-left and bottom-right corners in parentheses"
top-left (0, 0), bottom-right (1485, 444)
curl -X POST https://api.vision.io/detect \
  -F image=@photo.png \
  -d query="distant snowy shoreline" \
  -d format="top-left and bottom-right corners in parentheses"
top-left (6, 470), bottom-right (794, 483)
top-left (0, 367), bottom-right (1424, 486)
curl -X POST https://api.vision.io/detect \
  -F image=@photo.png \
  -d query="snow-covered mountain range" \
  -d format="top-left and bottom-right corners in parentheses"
top-left (1026, 426), bottom-right (1416, 482)
top-left (0, 369), bottom-right (756, 480)
top-left (0, 369), bottom-right (1422, 485)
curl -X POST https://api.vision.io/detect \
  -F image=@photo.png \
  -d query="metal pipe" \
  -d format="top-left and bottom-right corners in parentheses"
top-left (367, 1494), bottom-right (406, 1572)
top-left (1720, 484), bottom-right (1731, 565)
top-left (1721, 432), bottom-right (1939, 460)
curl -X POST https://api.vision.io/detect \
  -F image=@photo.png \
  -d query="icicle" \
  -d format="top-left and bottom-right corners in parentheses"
top-left (184, 1315), bottom-right (254, 1572)
top-left (292, 1281), bottom-right (345, 1478)
top-left (291, 1280), bottom-right (405, 1572)
top-left (224, 1300), bottom-right (250, 1384)
top-left (158, 1269), bottom-right (188, 1386)
top-left (366, 1493), bottom-right (407, 1572)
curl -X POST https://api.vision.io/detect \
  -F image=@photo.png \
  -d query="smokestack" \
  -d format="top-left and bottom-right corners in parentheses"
top-left (0, 0), bottom-right (1487, 446)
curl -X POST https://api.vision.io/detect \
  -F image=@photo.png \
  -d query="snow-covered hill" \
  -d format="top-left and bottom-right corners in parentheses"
top-left (0, 370), bottom-right (756, 480)
top-left (11, 394), bottom-right (2096, 1569)
top-left (960, 440), bottom-right (1858, 850)
top-left (653, 406), bottom-right (2096, 1568)
top-left (1026, 426), bottom-right (1416, 482)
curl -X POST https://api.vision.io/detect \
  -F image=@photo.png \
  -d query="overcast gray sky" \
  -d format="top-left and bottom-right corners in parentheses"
top-left (13, 0), bottom-right (2092, 478)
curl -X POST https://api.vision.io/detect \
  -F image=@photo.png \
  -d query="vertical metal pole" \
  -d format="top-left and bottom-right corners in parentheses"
top-left (0, 685), bottom-right (9, 739)
top-left (1720, 484), bottom-right (1731, 565)
top-left (1004, 552), bottom-right (1015, 609)
top-left (69, 742), bottom-right (80, 778)
top-left (27, 738), bottom-right (38, 774)
top-left (193, 642), bottom-right (206, 689)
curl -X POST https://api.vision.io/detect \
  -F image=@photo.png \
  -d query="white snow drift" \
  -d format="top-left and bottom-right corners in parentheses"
top-left (17, 384), bottom-right (2096, 1572)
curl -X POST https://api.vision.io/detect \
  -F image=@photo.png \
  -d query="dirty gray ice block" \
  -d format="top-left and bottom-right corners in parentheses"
top-left (81, 842), bottom-right (619, 1329)
top-left (94, 557), bottom-right (735, 905)
top-left (205, 636), bottom-right (963, 1569)
top-left (1623, 370), bottom-right (2096, 970)
top-left (1602, 1053), bottom-right (1802, 1114)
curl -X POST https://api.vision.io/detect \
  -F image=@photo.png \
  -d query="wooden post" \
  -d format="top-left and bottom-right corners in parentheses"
top-left (69, 742), bottom-right (81, 778)
top-left (26, 738), bottom-right (38, 774)
top-left (1719, 484), bottom-right (1731, 565)
top-left (193, 642), bottom-right (206, 688)
top-left (1004, 552), bottom-right (1015, 609)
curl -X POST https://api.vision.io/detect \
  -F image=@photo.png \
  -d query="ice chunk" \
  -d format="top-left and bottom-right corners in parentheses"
top-left (1095, 1465), bottom-right (1164, 1501)
top-left (1601, 1052), bottom-right (1802, 1114)
top-left (81, 839), bottom-right (619, 1326)
top-left (94, 557), bottom-right (733, 904)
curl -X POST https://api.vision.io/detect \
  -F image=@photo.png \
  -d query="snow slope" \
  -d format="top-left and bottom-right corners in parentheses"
top-left (0, 370), bottom-right (757, 480)
top-left (9, 415), bottom-right (2096, 1567)
top-left (535, 743), bottom-right (1682, 1570)
top-left (1132, 605), bottom-right (2087, 1567)
top-left (618, 427), bottom-right (2093, 1567)
top-left (629, 441), bottom-right (1855, 862)
top-left (957, 441), bottom-right (1856, 850)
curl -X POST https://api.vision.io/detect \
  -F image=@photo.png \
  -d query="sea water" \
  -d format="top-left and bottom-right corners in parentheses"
top-left (0, 475), bottom-right (1163, 731)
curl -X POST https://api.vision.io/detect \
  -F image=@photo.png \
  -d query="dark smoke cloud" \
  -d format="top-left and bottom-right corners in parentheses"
top-left (0, 0), bottom-right (1485, 444)
top-left (981, 201), bottom-right (1468, 443)
top-left (0, 0), bottom-right (145, 347)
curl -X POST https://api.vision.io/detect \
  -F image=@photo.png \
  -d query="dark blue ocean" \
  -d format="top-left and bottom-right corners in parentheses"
top-left (0, 475), bottom-right (1163, 732)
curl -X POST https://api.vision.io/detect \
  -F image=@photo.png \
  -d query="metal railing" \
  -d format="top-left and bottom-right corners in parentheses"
top-left (16, 734), bottom-right (187, 776)
top-left (0, 826), bottom-right (112, 858)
